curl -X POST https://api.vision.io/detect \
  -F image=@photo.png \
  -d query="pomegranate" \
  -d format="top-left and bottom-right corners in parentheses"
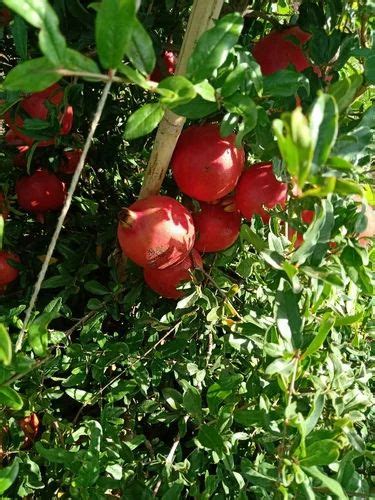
top-left (253, 26), bottom-right (311, 76)
top-left (0, 7), bottom-right (12, 26)
top-left (0, 192), bottom-right (9, 219)
top-left (117, 195), bottom-right (195, 269)
top-left (144, 249), bottom-right (202, 299)
top-left (193, 202), bottom-right (241, 252)
top-left (288, 210), bottom-right (315, 248)
top-left (59, 149), bottom-right (82, 175)
top-left (235, 162), bottom-right (288, 222)
top-left (5, 129), bottom-right (26, 146)
top-left (19, 413), bottom-right (39, 448)
top-left (0, 250), bottom-right (20, 286)
top-left (4, 84), bottom-right (73, 147)
top-left (16, 170), bottom-right (66, 213)
top-left (149, 51), bottom-right (177, 82)
top-left (171, 124), bottom-right (245, 202)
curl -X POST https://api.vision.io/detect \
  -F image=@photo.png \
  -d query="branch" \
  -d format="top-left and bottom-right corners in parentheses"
top-left (15, 71), bottom-right (116, 352)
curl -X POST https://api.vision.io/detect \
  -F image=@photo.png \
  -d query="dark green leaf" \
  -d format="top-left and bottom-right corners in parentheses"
top-left (187, 13), bottom-right (243, 82)
top-left (95, 0), bottom-right (137, 69)
top-left (310, 93), bottom-right (338, 172)
top-left (11, 15), bottom-right (28, 60)
top-left (28, 298), bottom-right (62, 356)
top-left (124, 102), bottom-right (164, 140)
top-left (263, 69), bottom-right (309, 97)
top-left (275, 279), bottom-right (301, 347)
top-left (196, 424), bottom-right (225, 454)
top-left (3, 57), bottom-right (61, 92)
top-left (126, 17), bottom-right (155, 75)
top-left (172, 95), bottom-right (219, 119)
top-left (63, 48), bottom-right (100, 76)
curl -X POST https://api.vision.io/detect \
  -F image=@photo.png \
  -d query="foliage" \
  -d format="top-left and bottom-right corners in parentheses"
top-left (0, 0), bottom-right (374, 498)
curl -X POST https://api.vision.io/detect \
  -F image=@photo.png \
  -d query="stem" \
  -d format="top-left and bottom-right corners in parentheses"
top-left (139, 0), bottom-right (224, 199)
top-left (56, 69), bottom-right (123, 83)
top-left (15, 71), bottom-right (115, 353)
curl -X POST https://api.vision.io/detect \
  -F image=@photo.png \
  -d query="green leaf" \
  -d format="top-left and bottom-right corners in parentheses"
top-left (0, 324), bottom-right (12, 366)
top-left (124, 102), bottom-right (164, 140)
top-left (117, 63), bottom-right (152, 89)
top-left (172, 95), bottom-right (219, 119)
top-left (126, 17), bottom-right (155, 75)
top-left (181, 381), bottom-right (202, 421)
top-left (187, 13), bottom-right (243, 82)
top-left (265, 357), bottom-right (295, 376)
top-left (3, 57), bottom-right (61, 92)
top-left (194, 80), bottom-right (216, 102)
top-left (66, 388), bottom-right (94, 404)
top-left (310, 93), bottom-right (338, 172)
top-left (28, 297), bottom-right (62, 356)
top-left (275, 279), bottom-right (301, 347)
top-left (263, 69), bottom-right (309, 97)
top-left (84, 280), bottom-right (109, 296)
top-left (158, 76), bottom-right (196, 108)
top-left (196, 424), bottom-right (225, 454)
top-left (303, 466), bottom-right (348, 499)
top-left (328, 74), bottom-right (363, 113)
top-left (63, 48), bottom-right (100, 76)
top-left (300, 440), bottom-right (339, 466)
top-left (0, 459), bottom-right (20, 495)
top-left (4, 0), bottom-right (67, 65)
top-left (35, 442), bottom-right (76, 464)
top-left (0, 386), bottom-right (23, 410)
top-left (11, 15), bottom-right (28, 60)
top-left (95, 0), bottom-right (137, 69)
top-left (305, 393), bottom-right (325, 435)
top-left (303, 312), bottom-right (334, 358)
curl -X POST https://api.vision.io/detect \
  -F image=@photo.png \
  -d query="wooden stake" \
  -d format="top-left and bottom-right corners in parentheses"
top-left (139, 0), bottom-right (224, 199)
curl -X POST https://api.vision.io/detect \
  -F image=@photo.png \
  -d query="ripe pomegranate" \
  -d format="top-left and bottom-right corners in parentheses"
top-left (144, 249), bottom-right (202, 299)
top-left (117, 195), bottom-right (195, 269)
top-left (19, 413), bottom-right (39, 448)
top-left (0, 7), bottom-right (12, 26)
top-left (0, 250), bottom-right (20, 286)
top-left (253, 26), bottom-right (311, 76)
top-left (193, 202), bottom-right (242, 252)
top-left (171, 124), bottom-right (245, 202)
top-left (235, 162), bottom-right (288, 222)
top-left (149, 51), bottom-right (177, 82)
top-left (16, 170), bottom-right (66, 213)
top-left (59, 149), bottom-right (82, 175)
top-left (0, 192), bottom-right (9, 219)
top-left (288, 210), bottom-right (315, 248)
top-left (4, 84), bottom-right (73, 147)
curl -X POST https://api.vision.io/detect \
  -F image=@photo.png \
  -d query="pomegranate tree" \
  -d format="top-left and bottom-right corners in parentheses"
top-left (0, 250), bottom-right (20, 286)
top-left (193, 202), bottom-right (241, 252)
top-left (117, 195), bottom-right (195, 269)
top-left (253, 26), bottom-right (311, 76)
top-left (144, 249), bottom-right (202, 299)
top-left (235, 162), bottom-right (288, 222)
top-left (4, 84), bottom-right (73, 147)
top-left (150, 51), bottom-right (177, 82)
top-left (171, 123), bottom-right (245, 202)
top-left (16, 170), bottom-right (66, 214)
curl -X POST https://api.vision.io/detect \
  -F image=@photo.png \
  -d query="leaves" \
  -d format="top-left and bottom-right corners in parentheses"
top-left (275, 280), bottom-right (302, 348)
top-left (3, 57), bottom-right (61, 92)
top-left (0, 459), bottom-right (20, 495)
top-left (0, 324), bottom-right (12, 366)
top-left (126, 17), bottom-right (156, 75)
top-left (95, 0), bottom-right (137, 69)
top-left (124, 102), bottom-right (165, 140)
top-left (299, 439), bottom-right (340, 466)
top-left (263, 70), bottom-right (310, 97)
top-left (187, 13), bottom-right (243, 82)
top-left (0, 386), bottom-right (23, 410)
top-left (158, 76), bottom-right (197, 108)
top-left (28, 298), bottom-right (62, 356)
top-left (196, 424), bottom-right (225, 454)
top-left (310, 93), bottom-right (339, 172)
top-left (303, 466), bottom-right (348, 499)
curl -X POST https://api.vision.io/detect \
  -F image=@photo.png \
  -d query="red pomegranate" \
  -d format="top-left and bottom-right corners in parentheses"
top-left (150, 51), bottom-right (177, 82)
top-left (253, 26), bottom-right (311, 76)
top-left (289, 210), bottom-right (315, 248)
top-left (171, 124), bottom-right (245, 202)
top-left (0, 192), bottom-right (9, 219)
top-left (59, 149), bottom-right (82, 175)
top-left (0, 251), bottom-right (20, 286)
top-left (16, 170), bottom-right (66, 214)
top-left (19, 413), bottom-right (39, 448)
top-left (193, 202), bottom-right (242, 252)
top-left (235, 162), bottom-right (288, 222)
top-left (117, 195), bottom-right (195, 269)
top-left (4, 84), bottom-right (73, 147)
top-left (5, 129), bottom-right (25, 146)
top-left (144, 249), bottom-right (202, 299)
top-left (0, 7), bottom-right (12, 26)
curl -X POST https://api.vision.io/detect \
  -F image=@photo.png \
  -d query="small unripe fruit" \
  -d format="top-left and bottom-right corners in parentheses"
top-left (149, 51), bottom-right (177, 82)
top-left (253, 26), bottom-right (311, 76)
top-left (117, 195), bottom-right (195, 269)
top-left (171, 123), bottom-right (245, 202)
top-left (0, 251), bottom-right (20, 286)
top-left (144, 249), bottom-right (202, 299)
top-left (16, 170), bottom-right (66, 213)
top-left (235, 162), bottom-right (287, 222)
top-left (193, 202), bottom-right (241, 252)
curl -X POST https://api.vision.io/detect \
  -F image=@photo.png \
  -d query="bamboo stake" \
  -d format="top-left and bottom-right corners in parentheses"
top-left (139, 0), bottom-right (224, 199)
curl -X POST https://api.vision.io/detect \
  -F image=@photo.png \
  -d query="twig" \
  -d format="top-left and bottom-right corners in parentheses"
top-left (152, 415), bottom-right (188, 497)
top-left (200, 267), bottom-right (243, 320)
top-left (15, 71), bottom-right (116, 352)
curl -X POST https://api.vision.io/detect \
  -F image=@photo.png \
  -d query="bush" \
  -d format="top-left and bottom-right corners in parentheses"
top-left (0, 0), bottom-right (374, 498)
